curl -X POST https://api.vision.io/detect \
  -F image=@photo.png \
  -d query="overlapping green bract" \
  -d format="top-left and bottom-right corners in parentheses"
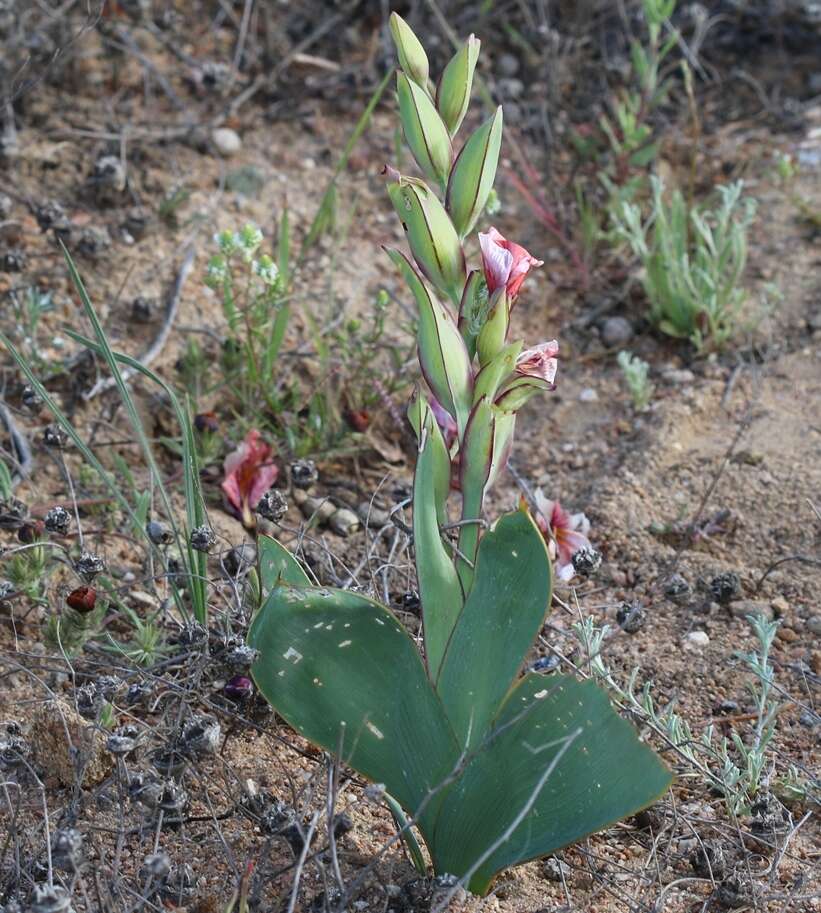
top-left (249, 13), bottom-right (671, 895)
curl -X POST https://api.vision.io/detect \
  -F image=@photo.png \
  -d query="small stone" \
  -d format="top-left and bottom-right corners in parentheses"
top-left (212, 127), bottom-right (242, 156)
top-left (31, 698), bottom-right (114, 787)
top-left (806, 615), bottom-right (821, 636)
top-left (729, 600), bottom-right (774, 622)
top-left (776, 626), bottom-right (798, 643)
top-left (684, 630), bottom-right (709, 651)
top-left (329, 508), bottom-right (361, 537)
top-left (770, 596), bottom-right (789, 615)
top-left (301, 496), bottom-right (336, 524)
top-left (146, 520), bottom-right (173, 545)
top-left (0, 193), bottom-right (12, 219)
top-left (662, 367), bottom-right (696, 384)
top-left (542, 856), bottom-right (571, 882)
top-left (600, 316), bottom-right (634, 348)
top-left (578, 387), bottom-right (598, 403)
top-left (497, 53), bottom-right (519, 77)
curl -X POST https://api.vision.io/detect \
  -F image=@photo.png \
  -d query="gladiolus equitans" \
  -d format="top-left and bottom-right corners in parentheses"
top-left (532, 490), bottom-right (592, 582)
top-left (479, 227), bottom-right (544, 300)
top-left (222, 429), bottom-right (279, 528)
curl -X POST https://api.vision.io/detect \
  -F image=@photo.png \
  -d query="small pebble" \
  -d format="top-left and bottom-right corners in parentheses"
top-left (578, 387), bottom-right (598, 403)
top-left (729, 600), bottom-right (774, 622)
top-left (497, 53), bottom-right (519, 77)
top-left (806, 615), bottom-right (821, 636)
top-left (329, 508), bottom-right (361, 537)
top-left (600, 316), bottom-right (634, 348)
top-left (684, 630), bottom-right (709, 651)
top-left (212, 127), bottom-right (242, 156)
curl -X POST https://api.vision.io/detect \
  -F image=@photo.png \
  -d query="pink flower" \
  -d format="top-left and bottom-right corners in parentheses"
top-left (222, 429), bottom-right (279, 527)
top-left (516, 340), bottom-right (558, 385)
top-left (532, 490), bottom-right (591, 582)
top-left (478, 227), bottom-right (544, 300)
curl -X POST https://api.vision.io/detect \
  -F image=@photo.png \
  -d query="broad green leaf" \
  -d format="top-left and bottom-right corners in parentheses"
top-left (431, 674), bottom-right (673, 894)
top-left (249, 584), bottom-right (460, 831)
top-left (257, 535), bottom-right (312, 596)
top-left (436, 510), bottom-right (551, 748)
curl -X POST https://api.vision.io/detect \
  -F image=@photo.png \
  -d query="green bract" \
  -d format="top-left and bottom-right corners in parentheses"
top-left (397, 71), bottom-right (453, 188)
top-left (437, 34), bottom-right (481, 135)
top-left (249, 14), bottom-right (672, 897)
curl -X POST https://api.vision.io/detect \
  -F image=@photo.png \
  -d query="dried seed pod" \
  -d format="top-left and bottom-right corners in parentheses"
top-left (190, 525), bottom-right (216, 553)
top-left (290, 459), bottom-right (318, 490)
top-left (35, 201), bottom-right (70, 235)
top-left (74, 552), bottom-right (106, 582)
top-left (0, 729), bottom-right (29, 770)
top-left (29, 884), bottom-right (72, 913)
top-left (616, 601), bottom-right (645, 634)
top-left (90, 155), bottom-right (127, 197)
top-left (173, 620), bottom-right (208, 650)
top-left (106, 724), bottom-right (143, 757)
top-left (255, 488), bottom-right (288, 523)
top-left (0, 580), bottom-right (15, 602)
top-left (75, 683), bottom-right (103, 720)
top-left (142, 851), bottom-right (171, 879)
top-left (21, 386), bottom-right (42, 410)
top-left (157, 780), bottom-right (188, 814)
top-left (44, 506), bottom-right (72, 535)
top-left (129, 773), bottom-right (164, 809)
top-left (709, 572), bottom-right (741, 605)
top-left (149, 747), bottom-right (187, 780)
top-left (76, 225), bottom-right (111, 258)
top-left (131, 296), bottom-right (155, 323)
top-left (95, 675), bottom-right (121, 699)
top-left (43, 425), bottom-right (67, 449)
top-left (691, 841), bottom-right (727, 878)
top-left (401, 591), bottom-right (420, 613)
top-left (663, 573), bottom-right (690, 604)
top-left (223, 643), bottom-right (259, 670)
top-left (0, 250), bottom-right (25, 272)
top-left (51, 827), bottom-right (83, 871)
top-left (0, 497), bottom-right (28, 529)
top-left (160, 863), bottom-right (196, 904)
top-left (572, 545), bottom-right (602, 578)
top-left (179, 714), bottom-right (220, 758)
top-left (123, 682), bottom-right (153, 707)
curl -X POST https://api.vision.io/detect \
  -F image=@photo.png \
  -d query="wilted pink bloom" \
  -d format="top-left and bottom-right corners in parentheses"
top-left (516, 340), bottom-right (558, 385)
top-left (429, 397), bottom-right (458, 449)
top-left (222, 429), bottom-right (279, 527)
top-left (532, 489), bottom-right (591, 582)
top-left (478, 227), bottom-right (544, 300)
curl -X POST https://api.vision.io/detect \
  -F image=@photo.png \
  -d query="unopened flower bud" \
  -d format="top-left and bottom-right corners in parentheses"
top-left (436, 34), bottom-right (481, 135)
top-left (224, 674), bottom-right (254, 702)
top-left (476, 289), bottom-right (509, 366)
top-left (396, 71), bottom-right (452, 187)
top-left (446, 107), bottom-right (503, 237)
top-left (66, 586), bottom-right (96, 614)
top-left (389, 12), bottom-right (429, 88)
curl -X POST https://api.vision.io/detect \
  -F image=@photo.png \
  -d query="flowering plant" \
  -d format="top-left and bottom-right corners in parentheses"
top-left (249, 15), bottom-right (670, 894)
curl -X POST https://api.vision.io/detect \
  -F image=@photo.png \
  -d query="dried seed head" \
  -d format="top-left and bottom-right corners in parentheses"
top-left (180, 714), bottom-right (220, 758)
top-left (663, 573), bottom-right (690, 604)
top-left (142, 851), bottom-right (171, 878)
top-left (0, 497), bottom-right (28, 529)
top-left (709, 572), bottom-right (741, 605)
top-left (0, 250), bottom-right (25, 272)
top-left (35, 201), bottom-right (70, 233)
top-left (616, 601), bottom-right (645, 634)
top-left (190, 524), bottom-right (216, 553)
top-left (146, 520), bottom-right (173, 546)
top-left (149, 746), bottom-right (187, 780)
top-left (29, 885), bottom-right (72, 913)
top-left (43, 425), bottom-right (67, 449)
top-left (332, 812), bottom-right (353, 839)
top-left (106, 724), bottom-right (142, 757)
top-left (160, 863), bottom-right (196, 904)
top-left (290, 459), bottom-right (318, 490)
top-left (223, 643), bottom-right (259, 670)
top-left (572, 545), bottom-right (602, 578)
top-left (199, 61), bottom-right (231, 91)
top-left (91, 155), bottom-right (127, 192)
top-left (255, 488), bottom-right (288, 523)
top-left (74, 552), bottom-right (106, 582)
top-left (0, 729), bottom-right (29, 770)
top-left (174, 620), bottom-right (208, 649)
top-left (51, 827), bottom-right (83, 871)
top-left (401, 591), bottom-right (420, 613)
top-left (0, 580), bottom-right (15, 602)
top-left (157, 780), bottom-right (188, 814)
top-left (690, 841), bottom-right (727, 878)
top-left (44, 505), bottom-right (72, 535)
top-left (76, 683), bottom-right (103, 720)
top-left (76, 225), bottom-right (111, 258)
top-left (21, 385), bottom-right (43, 410)
top-left (131, 296), bottom-right (154, 323)
top-left (364, 782), bottom-right (386, 803)
top-left (124, 682), bottom-right (153, 706)
top-left (129, 773), bottom-right (164, 809)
